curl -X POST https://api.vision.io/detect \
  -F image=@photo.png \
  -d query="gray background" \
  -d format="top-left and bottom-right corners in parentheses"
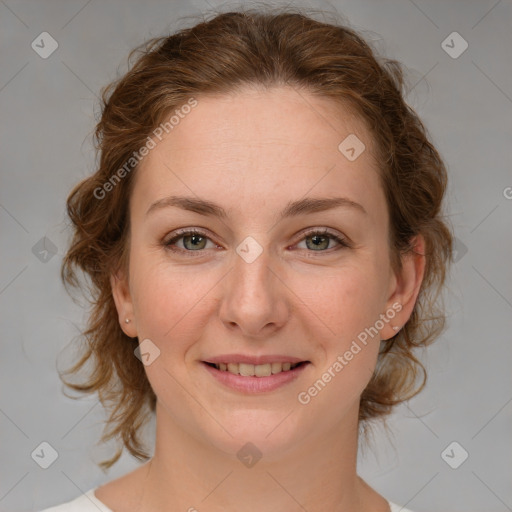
top-left (1, 0), bottom-right (511, 511)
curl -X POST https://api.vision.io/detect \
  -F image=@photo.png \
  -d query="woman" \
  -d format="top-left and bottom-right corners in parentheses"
top-left (43, 6), bottom-right (452, 512)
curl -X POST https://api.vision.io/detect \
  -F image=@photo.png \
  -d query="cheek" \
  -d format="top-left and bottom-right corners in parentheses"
top-left (294, 262), bottom-right (387, 391)
top-left (296, 262), bottom-right (386, 341)
top-left (130, 255), bottom-right (218, 346)
top-left (295, 270), bottom-right (385, 410)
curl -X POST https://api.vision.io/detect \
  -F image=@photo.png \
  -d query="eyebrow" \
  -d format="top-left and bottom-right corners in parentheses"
top-left (146, 195), bottom-right (367, 220)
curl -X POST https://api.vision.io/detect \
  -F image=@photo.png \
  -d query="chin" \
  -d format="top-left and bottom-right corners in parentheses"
top-left (198, 408), bottom-right (309, 463)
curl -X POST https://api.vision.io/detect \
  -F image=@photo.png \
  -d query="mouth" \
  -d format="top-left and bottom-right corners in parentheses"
top-left (201, 356), bottom-right (311, 393)
top-left (203, 361), bottom-right (309, 377)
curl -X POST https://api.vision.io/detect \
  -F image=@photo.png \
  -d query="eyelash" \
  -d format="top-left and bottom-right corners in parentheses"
top-left (163, 228), bottom-right (350, 256)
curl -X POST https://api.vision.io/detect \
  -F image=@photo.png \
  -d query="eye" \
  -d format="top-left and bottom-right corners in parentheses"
top-left (163, 228), bottom-right (350, 256)
top-left (294, 228), bottom-right (350, 252)
top-left (164, 229), bottom-right (216, 254)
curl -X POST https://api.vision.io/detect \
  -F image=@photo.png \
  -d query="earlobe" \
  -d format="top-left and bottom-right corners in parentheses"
top-left (382, 235), bottom-right (426, 340)
top-left (110, 270), bottom-right (137, 338)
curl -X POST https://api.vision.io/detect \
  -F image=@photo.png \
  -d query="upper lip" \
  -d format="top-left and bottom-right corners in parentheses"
top-left (203, 354), bottom-right (308, 365)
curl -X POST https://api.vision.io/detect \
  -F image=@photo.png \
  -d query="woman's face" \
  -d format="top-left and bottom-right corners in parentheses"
top-left (112, 86), bottom-right (419, 458)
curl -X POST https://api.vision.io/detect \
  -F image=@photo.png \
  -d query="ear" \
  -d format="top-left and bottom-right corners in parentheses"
top-left (110, 268), bottom-right (138, 338)
top-left (381, 235), bottom-right (426, 340)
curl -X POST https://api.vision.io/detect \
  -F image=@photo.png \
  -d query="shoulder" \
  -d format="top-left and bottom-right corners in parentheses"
top-left (38, 488), bottom-right (113, 512)
top-left (388, 501), bottom-right (416, 512)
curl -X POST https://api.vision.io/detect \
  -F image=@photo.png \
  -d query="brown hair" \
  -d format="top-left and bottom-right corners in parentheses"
top-left (60, 5), bottom-right (453, 470)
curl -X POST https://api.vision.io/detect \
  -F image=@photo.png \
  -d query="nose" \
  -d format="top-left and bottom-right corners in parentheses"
top-left (218, 245), bottom-right (290, 339)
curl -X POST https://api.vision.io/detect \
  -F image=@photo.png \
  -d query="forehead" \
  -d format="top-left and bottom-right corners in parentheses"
top-left (132, 86), bottom-right (383, 219)
top-left (155, 86), bottom-right (374, 155)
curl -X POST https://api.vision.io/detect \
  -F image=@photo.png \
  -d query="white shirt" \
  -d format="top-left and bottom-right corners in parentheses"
top-left (38, 487), bottom-right (416, 512)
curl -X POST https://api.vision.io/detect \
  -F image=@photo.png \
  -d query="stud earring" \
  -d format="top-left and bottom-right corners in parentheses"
top-left (392, 325), bottom-right (400, 331)
top-left (125, 318), bottom-right (131, 324)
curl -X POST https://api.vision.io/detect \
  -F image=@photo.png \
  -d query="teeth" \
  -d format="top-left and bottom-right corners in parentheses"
top-left (227, 363), bottom-right (238, 374)
top-left (213, 361), bottom-right (301, 376)
top-left (271, 362), bottom-right (282, 374)
top-left (239, 363), bottom-right (255, 377)
top-left (255, 364), bottom-right (272, 377)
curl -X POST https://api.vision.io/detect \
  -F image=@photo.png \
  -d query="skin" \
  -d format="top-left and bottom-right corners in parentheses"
top-left (100, 85), bottom-right (425, 512)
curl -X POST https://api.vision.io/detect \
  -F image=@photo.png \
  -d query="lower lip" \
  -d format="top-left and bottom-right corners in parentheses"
top-left (201, 362), bottom-right (310, 393)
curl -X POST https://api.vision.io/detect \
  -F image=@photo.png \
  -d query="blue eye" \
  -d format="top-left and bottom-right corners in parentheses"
top-left (163, 228), bottom-right (350, 256)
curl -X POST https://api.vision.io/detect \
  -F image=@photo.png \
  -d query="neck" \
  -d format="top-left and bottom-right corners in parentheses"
top-left (135, 400), bottom-right (375, 512)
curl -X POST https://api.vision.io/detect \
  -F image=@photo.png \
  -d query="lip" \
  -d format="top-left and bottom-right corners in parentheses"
top-left (201, 360), bottom-right (310, 393)
top-left (203, 354), bottom-right (307, 365)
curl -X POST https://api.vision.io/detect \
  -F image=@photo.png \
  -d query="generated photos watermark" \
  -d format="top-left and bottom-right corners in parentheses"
top-left (93, 97), bottom-right (198, 200)
top-left (297, 301), bottom-right (403, 405)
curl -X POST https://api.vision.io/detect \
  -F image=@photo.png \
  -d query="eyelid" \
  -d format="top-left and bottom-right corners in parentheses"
top-left (163, 227), bottom-right (351, 254)
top-left (163, 228), bottom-right (219, 254)
top-left (295, 227), bottom-right (350, 248)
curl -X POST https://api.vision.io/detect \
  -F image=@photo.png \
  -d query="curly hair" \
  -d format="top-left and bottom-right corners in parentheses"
top-left (60, 5), bottom-right (453, 470)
